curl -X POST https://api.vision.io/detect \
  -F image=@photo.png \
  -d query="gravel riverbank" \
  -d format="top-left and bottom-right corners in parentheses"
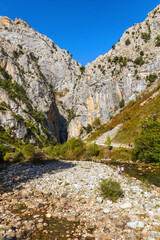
top-left (0, 159), bottom-right (160, 239)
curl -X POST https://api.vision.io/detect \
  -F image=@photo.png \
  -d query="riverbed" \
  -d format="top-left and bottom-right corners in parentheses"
top-left (0, 159), bottom-right (160, 239)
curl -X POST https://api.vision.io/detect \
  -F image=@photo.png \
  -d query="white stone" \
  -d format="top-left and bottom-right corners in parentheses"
top-left (103, 208), bottom-right (110, 214)
top-left (107, 200), bottom-right (112, 205)
top-left (127, 221), bottom-right (144, 229)
top-left (120, 202), bottom-right (132, 209)
top-left (33, 215), bottom-right (40, 218)
top-left (96, 197), bottom-right (103, 203)
top-left (46, 213), bottom-right (51, 218)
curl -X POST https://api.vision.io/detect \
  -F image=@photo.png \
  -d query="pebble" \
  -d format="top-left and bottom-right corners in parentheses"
top-left (103, 208), bottom-right (110, 214)
top-left (120, 202), bottom-right (132, 209)
top-left (127, 221), bottom-right (145, 229)
top-left (96, 197), bottom-right (103, 203)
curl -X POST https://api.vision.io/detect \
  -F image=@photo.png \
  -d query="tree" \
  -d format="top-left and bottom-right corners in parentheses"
top-left (80, 66), bottom-right (85, 74)
top-left (106, 136), bottom-right (112, 150)
top-left (119, 98), bottom-right (125, 108)
top-left (132, 117), bottom-right (160, 163)
top-left (86, 124), bottom-right (92, 133)
top-left (125, 38), bottom-right (131, 46)
top-left (0, 142), bottom-right (5, 162)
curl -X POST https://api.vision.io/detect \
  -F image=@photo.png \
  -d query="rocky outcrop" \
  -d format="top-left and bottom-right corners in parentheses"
top-left (0, 5), bottom-right (160, 141)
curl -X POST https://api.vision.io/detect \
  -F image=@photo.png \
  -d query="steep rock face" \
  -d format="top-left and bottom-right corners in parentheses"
top-left (68, 5), bottom-right (160, 137)
top-left (0, 17), bottom-right (81, 142)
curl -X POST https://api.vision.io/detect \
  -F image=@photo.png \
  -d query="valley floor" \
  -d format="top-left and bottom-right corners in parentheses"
top-left (0, 160), bottom-right (160, 240)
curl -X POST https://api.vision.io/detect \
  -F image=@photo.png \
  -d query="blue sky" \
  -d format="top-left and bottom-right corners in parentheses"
top-left (0, 0), bottom-right (159, 66)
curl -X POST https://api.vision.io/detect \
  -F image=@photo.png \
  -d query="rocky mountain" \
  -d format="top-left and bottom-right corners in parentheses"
top-left (0, 16), bottom-right (81, 143)
top-left (68, 5), bottom-right (160, 138)
top-left (0, 4), bottom-right (160, 144)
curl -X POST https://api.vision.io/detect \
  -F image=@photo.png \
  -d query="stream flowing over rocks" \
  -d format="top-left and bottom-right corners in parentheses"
top-left (0, 160), bottom-right (160, 240)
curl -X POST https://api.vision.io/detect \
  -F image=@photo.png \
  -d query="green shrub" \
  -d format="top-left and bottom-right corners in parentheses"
top-left (86, 124), bottom-right (92, 133)
top-left (48, 138), bottom-right (85, 159)
top-left (99, 178), bottom-right (123, 201)
top-left (111, 147), bottom-right (132, 162)
top-left (132, 117), bottom-right (160, 163)
top-left (13, 50), bottom-right (19, 59)
top-left (86, 142), bottom-right (99, 157)
top-left (105, 136), bottom-right (111, 149)
top-left (11, 112), bottom-right (24, 123)
top-left (140, 51), bottom-right (144, 56)
top-left (134, 56), bottom-right (144, 66)
top-left (146, 73), bottom-right (158, 83)
top-left (92, 117), bottom-right (101, 127)
top-left (4, 151), bottom-right (24, 163)
top-left (1, 47), bottom-right (8, 57)
top-left (22, 144), bottom-right (35, 158)
top-left (119, 98), bottom-right (125, 108)
top-left (0, 142), bottom-right (5, 161)
top-left (155, 35), bottom-right (160, 47)
top-left (125, 38), bottom-right (131, 46)
top-left (67, 107), bottom-right (76, 127)
top-left (113, 56), bottom-right (119, 63)
top-left (80, 66), bottom-right (85, 74)
top-left (141, 33), bottom-right (150, 43)
top-left (112, 45), bottom-right (115, 49)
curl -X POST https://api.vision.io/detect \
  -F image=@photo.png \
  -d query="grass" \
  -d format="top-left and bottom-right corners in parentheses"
top-left (114, 88), bottom-right (160, 144)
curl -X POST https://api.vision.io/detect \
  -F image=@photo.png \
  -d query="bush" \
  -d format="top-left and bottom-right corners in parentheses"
top-left (111, 147), bottom-right (132, 162)
top-left (119, 98), bottom-right (125, 108)
top-left (22, 144), bottom-right (35, 158)
top-left (134, 56), bottom-right (144, 66)
top-left (155, 35), bottom-right (160, 47)
top-left (132, 117), bottom-right (160, 163)
top-left (140, 51), bottom-right (144, 56)
top-left (141, 33), bottom-right (150, 43)
top-left (105, 136), bottom-right (111, 149)
top-left (86, 142), bottom-right (99, 157)
top-left (80, 66), bottom-right (85, 74)
top-left (146, 73), bottom-right (158, 83)
top-left (48, 138), bottom-right (85, 159)
top-left (67, 108), bottom-right (76, 127)
top-left (86, 124), bottom-right (92, 133)
top-left (4, 151), bottom-right (24, 163)
top-left (0, 142), bottom-right (5, 161)
top-left (92, 117), bottom-right (101, 127)
top-left (125, 38), bottom-right (131, 46)
top-left (112, 45), bottom-right (115, 50)
top-left (99, 178), bottom-right (123, 202)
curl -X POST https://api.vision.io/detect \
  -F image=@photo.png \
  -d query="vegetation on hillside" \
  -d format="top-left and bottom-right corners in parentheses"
top-left (87, 79), bottom-right (160, 143)
top-left (114, 87), bottom-right (160, 144)
top-left (132, 117), bottom-right (160, 164)
top-left (0, 66), bottom-right (45, 124)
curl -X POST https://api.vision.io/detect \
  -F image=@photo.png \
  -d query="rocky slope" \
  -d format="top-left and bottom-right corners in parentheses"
top-left (0, 4), bottom-right (160, 142)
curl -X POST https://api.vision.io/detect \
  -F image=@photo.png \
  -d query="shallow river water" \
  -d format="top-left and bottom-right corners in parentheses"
top-left (107, 162), bottom-right (160, 187)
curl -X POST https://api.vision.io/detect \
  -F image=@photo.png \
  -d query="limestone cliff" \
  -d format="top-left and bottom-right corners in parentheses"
top-left (0, 5), bottom-right (160, 142)
top-left (0, 16), bottom-right (81, 143)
